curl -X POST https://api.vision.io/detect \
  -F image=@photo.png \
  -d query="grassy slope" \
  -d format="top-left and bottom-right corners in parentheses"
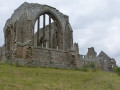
top-left (0, 64), bottom-right (120, 90)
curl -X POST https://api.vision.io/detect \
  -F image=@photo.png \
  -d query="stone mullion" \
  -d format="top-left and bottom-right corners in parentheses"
top-left (55, 21), bottom-right (58, 49)
top-left (49, 15), bottom-right (51, 48)
top-left (43, 14), bottom-right (46, 47)
top-left (37, 17), bottom-right (40, 46)
top-left (56, 22), bottom-right (59, 50)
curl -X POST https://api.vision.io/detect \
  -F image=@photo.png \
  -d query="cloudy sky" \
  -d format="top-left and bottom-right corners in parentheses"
top-left (0, 0), bottom-right (120, 65)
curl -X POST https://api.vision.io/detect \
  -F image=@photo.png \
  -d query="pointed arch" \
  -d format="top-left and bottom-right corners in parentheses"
top-left (34, 10), bottom-right (63, 50)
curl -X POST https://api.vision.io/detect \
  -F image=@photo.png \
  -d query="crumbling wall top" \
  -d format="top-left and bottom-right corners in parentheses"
top-left (4, 2), bottom-right (70, 33)
top-left (87, 47), bottom-right (97, 57)
top-left (98, 51), bottom-right (111, 60)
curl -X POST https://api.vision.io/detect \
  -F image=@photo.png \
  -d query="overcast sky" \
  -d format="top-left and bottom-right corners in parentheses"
top-left (0, 0), bottom-right (120, 65)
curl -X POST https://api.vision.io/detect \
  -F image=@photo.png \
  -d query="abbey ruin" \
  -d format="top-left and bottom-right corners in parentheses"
top-left (0, 2), bottom-right (117, 71)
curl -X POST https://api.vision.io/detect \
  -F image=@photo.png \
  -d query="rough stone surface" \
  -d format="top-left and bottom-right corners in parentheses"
top-left (0, 2), bottom-right (117, 71)
top-left (1, 2), bottom-right (77, 68)
top-left (80, 47), bottom-right (117, 71)
top-left (98, 51), bottom-right (116, 71)
top-left (87, 47), bottom-right (97, 57)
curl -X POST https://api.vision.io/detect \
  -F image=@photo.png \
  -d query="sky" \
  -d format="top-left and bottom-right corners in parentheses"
top-left (0, 0), bottom-right (120, 66)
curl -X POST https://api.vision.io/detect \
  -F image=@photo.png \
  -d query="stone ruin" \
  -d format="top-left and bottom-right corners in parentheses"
top-left (80, 47), bottom-right (116, 71)
top-left (0, 2), bottom-right (117, 71)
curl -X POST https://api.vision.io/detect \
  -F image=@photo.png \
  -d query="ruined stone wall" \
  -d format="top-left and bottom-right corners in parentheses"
top-left (12, 47), bottom-right (75, 68)
top-left (34, 23), bottom-right (58, 49)
top-left (98, 51), bottom-right (117, 71)
top-left (98, 51), bottom-right (111, 60)
top-left (64, 22), bottom-right (73, 50)
top-left (87, 47), bottom-right (97, 57)
top-left (80, 47), bottom-right (117, 71)
top-left (3, 2), bottom-right (74, 62)
top-left (4, 2), bottom-right (73, 51)
top-left (0, 45), bottom-right (5, 61)
top-left (80, 55), bottom-right (108, 70)
top-left (1, 2), bottom-right (117, 71)
top-left (34, 23), bottom-right (55, 47)
top-left (32, 48), bottom-right (70, 68)
top-left (74, 43), bottom-right (79, 54)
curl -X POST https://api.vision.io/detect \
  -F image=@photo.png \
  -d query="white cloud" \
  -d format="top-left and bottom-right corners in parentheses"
top-left (73, 17), bottom-right (120, 66)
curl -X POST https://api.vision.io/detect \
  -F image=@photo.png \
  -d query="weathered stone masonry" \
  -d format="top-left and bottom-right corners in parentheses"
top-left (1, 2), bottom-right (79, 68)
top-left (0, 2), bottom-right (117, 71)
top-left (80, 47), bottom-right (116, 71)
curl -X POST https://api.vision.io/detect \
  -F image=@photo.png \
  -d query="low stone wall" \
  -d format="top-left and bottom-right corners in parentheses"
top-left (80, 55), bottom-right (108, 71)
top-left (33, 47), bottom-right (73, 68)
top-left (13, 47), bottom-right (73, 68)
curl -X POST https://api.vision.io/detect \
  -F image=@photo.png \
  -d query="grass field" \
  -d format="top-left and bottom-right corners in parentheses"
top-left (0, 63), bottom-right (120, 90)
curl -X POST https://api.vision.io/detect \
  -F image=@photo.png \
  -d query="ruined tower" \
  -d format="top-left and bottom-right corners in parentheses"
top-left (87, 47), bottom-right (97, 57)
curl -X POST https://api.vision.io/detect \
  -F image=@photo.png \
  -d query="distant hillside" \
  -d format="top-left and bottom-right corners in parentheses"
top-left (0, 63), bottom-right (120, 90)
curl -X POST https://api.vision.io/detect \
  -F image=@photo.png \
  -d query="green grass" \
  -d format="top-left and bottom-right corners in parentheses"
top-left (0, 63), bottom-right (120, 90)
